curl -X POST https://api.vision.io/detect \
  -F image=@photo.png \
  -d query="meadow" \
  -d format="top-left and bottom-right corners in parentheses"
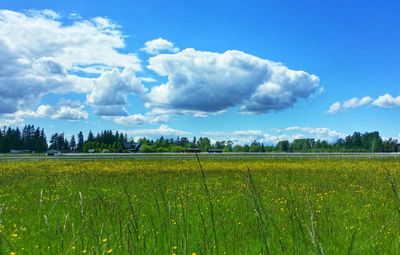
top-left (0, 158), bottom-right (399, 254)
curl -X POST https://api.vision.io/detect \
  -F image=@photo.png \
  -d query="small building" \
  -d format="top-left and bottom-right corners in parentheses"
top-left (123, 142), bottom-right (141, 153)
top-left (185, 148), bottom-right (202, 153)
top-left (10, 150), bottom-right (30, 154)
top-left (46, 150), bottom-right (60, 156)
top-left (208, 149), bottom-right (223, 154)
top-left (88, 149), bottom-right (96, 153)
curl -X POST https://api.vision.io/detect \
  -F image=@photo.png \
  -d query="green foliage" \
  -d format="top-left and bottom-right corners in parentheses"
top-left (1, 126), bottom-right (399, 153)
top-left (0, 125), bottom-right (47, 153)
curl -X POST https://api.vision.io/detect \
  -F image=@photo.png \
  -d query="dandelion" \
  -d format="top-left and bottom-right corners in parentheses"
top-left (106, 248), bottom-right (113, 253)
top-left (102, 238), bottom-right (107, 243)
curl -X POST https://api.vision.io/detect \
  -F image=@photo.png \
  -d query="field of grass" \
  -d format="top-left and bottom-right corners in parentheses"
top-left (0, 159), bottom-right (399, 254)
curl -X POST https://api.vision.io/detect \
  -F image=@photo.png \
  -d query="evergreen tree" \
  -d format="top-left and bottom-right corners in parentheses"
top-left (49, 133), bottom-right (58, 150)
top-left (77, 131), bottom-right (84, 152)
top-left (39, 129), bottom-right (48, 152)
top-left (87, 131), bottom-right (94, 143)
top-left (70, 135), bottom-right (76, 151)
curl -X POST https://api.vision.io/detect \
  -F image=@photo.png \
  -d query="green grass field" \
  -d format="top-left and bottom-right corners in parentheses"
top-left (0, 159), bottom-right (399, 254)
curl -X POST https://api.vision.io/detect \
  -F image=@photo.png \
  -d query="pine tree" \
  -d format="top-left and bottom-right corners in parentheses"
top-left (49, 133), bottom-right (58, 150)
top-left (77, 131), bottom-right (84, 152)
top-left (87, 131), bottom-right (94, 143)
top-left (39, 129), bottom-right (48, 152)
top-left (70, 135), bottom-right (76, 151)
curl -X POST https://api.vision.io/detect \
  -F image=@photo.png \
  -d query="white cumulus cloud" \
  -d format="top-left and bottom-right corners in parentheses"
top-left (37, 99), bottom-right (88, 120)
top-left (0, 118), bottom-right (24, 127)
top-left (328, 97), bottom-right (372, 114)
top-left (142, 38), bottom-right (179, 55)
top-left (7, 99), bottom-right (89, 120)
top-left (343, 96), bottom-right (373, 108)
top-left (372, 94), bottom-right (400, 108)
top-left (202, 130), bottom-right (265, 145)
top-left (0, 9), bottom-right (141, 115)
top-left (284, 127), bottom-right (344, 142)
top-left (327, 102), bottom-right (342, 114)
top-left (203, 126), bottom-right (344, 145)
top-left (328, 94), bottom-right (399, 114)
top-left (123, 125), bottom-right (190, 139)
top-left (144, 48), bottom-right (320, 115)
top-left (87, 68), bottom-right (147, 116)
top-left (110, 114), bottom-right (169, 126)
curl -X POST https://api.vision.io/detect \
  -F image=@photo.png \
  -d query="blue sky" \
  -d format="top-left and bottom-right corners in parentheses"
top-left (0, 1), bottom-right (399, 144)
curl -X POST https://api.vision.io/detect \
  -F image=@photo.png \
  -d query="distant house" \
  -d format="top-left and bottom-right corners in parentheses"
top-left (88, 149), bottom-right (96, 153)
top-left (123, 142), bottom-right (141, 153)
top-left (10, 150), bottom-right (30, 154)
top-left (46, 150), bottom-right (60, 156)
top-left (208, 149), bottom-right (223, 154)
top-left (185, 148), bottom-right (202, 153)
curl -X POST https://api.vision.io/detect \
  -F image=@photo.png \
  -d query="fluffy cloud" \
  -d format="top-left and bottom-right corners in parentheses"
top-left (327, 102), bottom-right (342, 114)
top-left (0, 9), bottom-right (141, 115)
top-left (202, 130), bottom-right (265, 145)
top-left (372, 94), bottom-right (400, 108)
top-left (37, 99), bottom-right (88, 120)
top-left (240, 64), bottom-right (320, 114)
top-left (123, 125), bottom-right (190, 139)
top-left (6, 99), bottom-right (88, 120)
top-left (142, 38), bottom-right (179, 55)
top-left (87, 68), bottom-right (147, 116)
top-left (110, 114), bottom-right (169, 126)
top-left (0, 118), bottom-right (24, 127)
top-left (144, 49), bottom-right (320, 115)
top-left (328, 94), bottom-right (399, 114)
top-left (284, 127), bottom-right (344, 142)
top-left (343, 96), bottom-right (373, 108)
top-left (203, 127), bottom-right (344, 145)
top-left (328, 96), bottom-right (373, 114)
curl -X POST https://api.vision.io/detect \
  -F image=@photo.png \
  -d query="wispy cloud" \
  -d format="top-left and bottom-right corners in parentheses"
top-left (123, 125), bottom-right (190, 139)
top-left (108, 114), bottom-right (169, 126)
top-left (0, 118), bottom-right (24, 127)
top-left (328, 94), bottom-right (399, 114)
top-left (202, 127), bottom-right (344, 145)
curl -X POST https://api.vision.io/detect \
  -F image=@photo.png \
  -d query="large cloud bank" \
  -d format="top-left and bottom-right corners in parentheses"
top-left (145, 49), bottom-right (320, 115)
top-left (0, 9), bottom-right (144, 116)
top-left (0, 9), bottom-right (321, 126)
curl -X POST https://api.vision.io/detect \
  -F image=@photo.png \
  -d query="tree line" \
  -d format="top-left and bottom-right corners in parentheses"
top-left (0, 125), bottom-right (399, 153)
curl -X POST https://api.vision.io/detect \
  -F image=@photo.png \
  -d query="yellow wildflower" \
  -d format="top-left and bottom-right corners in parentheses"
top-left (106, 248), bottom-right (113, 253)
